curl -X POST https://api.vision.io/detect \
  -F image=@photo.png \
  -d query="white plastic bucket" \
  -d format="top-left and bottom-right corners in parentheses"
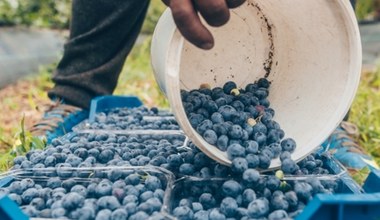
top-left (151, 0), bottom-right (362, 170)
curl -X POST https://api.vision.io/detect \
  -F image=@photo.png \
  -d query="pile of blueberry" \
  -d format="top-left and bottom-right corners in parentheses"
top-left (1, 168), bottom-right (169, 219)
top-left (181, 79), bottom-right (300, 174)
top-left (2, 83), bottom-right (342, 219)
top-left (86, 106), bottom-right (179, 130)
top-left (171, 173), bottom-right (340, 220)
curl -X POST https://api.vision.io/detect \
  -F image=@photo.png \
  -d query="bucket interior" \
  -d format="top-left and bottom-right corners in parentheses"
top-left (168, 0), bottom-right (361, 167)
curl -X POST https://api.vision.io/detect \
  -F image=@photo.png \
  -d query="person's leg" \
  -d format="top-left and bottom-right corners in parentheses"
top-left (31, 0), bottom-right (150, 142)
top-left (48, 0), bottom-right (150, 109)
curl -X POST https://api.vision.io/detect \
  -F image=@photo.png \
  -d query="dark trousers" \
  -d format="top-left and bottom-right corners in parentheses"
top-left (48, 0), bottom-right (150, 109)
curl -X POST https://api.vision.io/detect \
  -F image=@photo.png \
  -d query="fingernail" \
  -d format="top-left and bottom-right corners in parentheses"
top-left (201, 42), bottom-right (214, 50)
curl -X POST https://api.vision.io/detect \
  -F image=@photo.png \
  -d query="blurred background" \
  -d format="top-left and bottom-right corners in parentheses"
top-left (0, 0), bottom-right (379, 181)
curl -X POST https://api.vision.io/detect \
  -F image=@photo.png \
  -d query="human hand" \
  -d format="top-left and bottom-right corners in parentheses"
top-left (162, 0), bottom-right (246, 50)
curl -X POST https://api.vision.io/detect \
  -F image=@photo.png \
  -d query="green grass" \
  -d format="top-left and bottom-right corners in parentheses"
top-left (349, 69), bottom-right (380, 164)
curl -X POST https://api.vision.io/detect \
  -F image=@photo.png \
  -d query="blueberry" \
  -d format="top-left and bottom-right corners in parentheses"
top-left (146, 197), bottom-right (163, 212)
top-left (213, 123), bottom-right (228, 136)
top-left (294, 182), bottom-right (313, 201)
top-left (21, 188), bottom-right (39, 204)
top-left (122, 195), bottom-right (138, 205)
top-left (125, 203), bottom-right (138, 216)
top-left (39, 209), bottom-right (52, 218)
top-left (245, 83), bottom-right (258, 93)
top-left (268, 210), bottom-right (288, 220)
top-left (62, 179), bottom-right (76, 191)
top-left (98, 149), bottom-right (114, 163)
top-left (125, 174), bottom-right (141, 186)
top-left (253, 122), bottom-right (267, 134)
top-left (95, 209), bottom-right (112, 220)
top-left (203, 100), bottom-right (218, 113)
top-left (65, 154), bottom-right (83, 167)
top-left (245, 141), bottom-right (259, 154)
top-left (211, 112), bottom-right (224, 124)
top-left (194, 210), bottom-right (209, 220)
top-left (8, 193), bottom-right (22, 205)
top-left (214, 164), bottom-right (230, 177)
top-left (223, 81), bottom-right (237, 94)
top-left (268, 143), bottom-right (282, 158)
top-left (257, 78), bottom-right (270, 88)
top-left (281, 138), bottom-right (296, 153)
top-left (281, 158), bottom-right (299, 174)
top-left (242, 189), bottom-right (256, 206)
top-left (215, 97), bottom-right (228, 107)
top-left (246, 154), bottom-right (260, 169)
top-left (62, 192), bottom-right (85, 210)
top-left (231, 158), bottom-right (248, 174)
top-left (242, 169), bottom-right (260, 184)
top-left (197, 120), bottom-right (213, 135)
top-left (9, 181), bottom-right (23, 194)
top-left (178, 163), bottom-right (194, 175)
top-left (226, 144), bottom-right (246, 160)
top-left (216, 135), bottom-right (229, 151)
top-left (222, 180), bottom-right (242, 198)
top-left (44, 156), bottom-right (57, 167)
top-left (13, 156), bottom-right (27, 165)
top-left (192, 202), bottom-right (203, 212)
top-left (199, 193), bottom-right (216, 210)
top-left (220, 197), bottom-right (238, 217)
top-left (129, 211), bottom-right (149, 220)
top-left (203, 130), bottom-right (218, 145)
top-left (97, 196), bottom-right (121, 210)
top-left (145, 176), bottom-right (162, 191)
top-left (22, 205), bottom-right (40, 217)
top-left (271, 194), bottom-right (289, 210)
top-left (20, 178), bottom-right (35, 191)
top-left (231, 100), bottom-right (244, 112)
top-left (189, 114), bottom-right (204, 128)
top-left (96, 180), bottom-right (113, 197)
top-left (284, 191), bottom-right (298, 208)
top-left (247, 198), bottom-right (269, 218)
top-left (154, 189), bottom-right (165, 200)
top-left (218, 105), bottom-right (237, 121)
top-left (254, 132), bottom-right (267, 146)
top-left (71, 184), bottom-right (88, 197)
top-left (279, 152), bottom-right (292, 161)
top-left (30, 197), bottom-right (45, 210)
top-left (209, 208), bottom-right (226, 220)
top-left (88, 148), bottom-right (100, 158)
top-left (261, 148), bottom-right (275, 159)
top-left (46, 177), bottom-right (62, 189)
top-left (20, 160), bottom-right (32, 169)
top-left (140, 191), bottom-right (154, 203)
top-left (111, 208), bottom-right (129, 220)
top-left (258, 154), bottom-right (271, 169)
top-left (197, 107), bottom-right (210, 119)
top-left (228, 125), bottom-right (244, 139)
top-left (167, 154), bottom-right (182, 168)
top-left (51, 207), bottom-right (66, 218)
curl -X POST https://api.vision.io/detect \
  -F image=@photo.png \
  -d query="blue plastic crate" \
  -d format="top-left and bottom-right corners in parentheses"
top-left (89, 95), bottom-right (143, 122)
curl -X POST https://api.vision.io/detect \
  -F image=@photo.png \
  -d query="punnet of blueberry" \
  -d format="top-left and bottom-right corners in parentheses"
top-left (1, 168), bottom-right (169, 219)
top-left (170, 176), bottom-right (342, 220)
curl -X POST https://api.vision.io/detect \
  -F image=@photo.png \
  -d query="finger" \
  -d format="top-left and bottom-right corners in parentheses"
top-left (162, 0), bottom-right (170, 7)
top-left (226, 0), bottom-right (246, 8)
top-left (170, 0), bottom-right (214, 49)
top-left (194, 0), bottom-right (230, 27)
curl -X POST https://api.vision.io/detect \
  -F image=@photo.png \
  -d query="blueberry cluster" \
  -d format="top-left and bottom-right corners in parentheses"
top-left (87, 106), bottom-right (179, 130)
top-left (1, 169), bottom-right (168, 219)
top-left (5, 102), bottom-right (339, 219)
top-left (171, 174), bottom-right (339, 220)
top-left (181, 79), bottom-right (298, 173)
